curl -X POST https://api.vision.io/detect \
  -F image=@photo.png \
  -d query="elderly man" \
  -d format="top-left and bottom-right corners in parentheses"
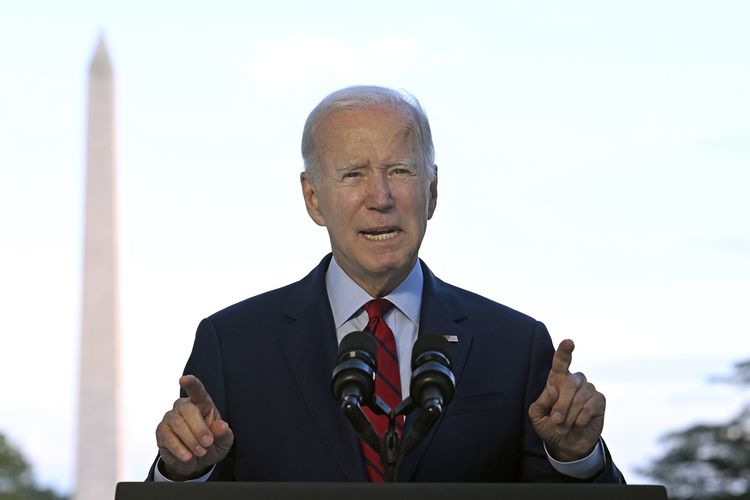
top-left (150, 86), bottom-right (624, 483)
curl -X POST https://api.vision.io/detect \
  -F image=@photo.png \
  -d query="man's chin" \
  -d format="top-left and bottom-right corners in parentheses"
top-left (363, 255), bottom-right (417, 281)
top-left (334, 252), bottom-right (415, 292)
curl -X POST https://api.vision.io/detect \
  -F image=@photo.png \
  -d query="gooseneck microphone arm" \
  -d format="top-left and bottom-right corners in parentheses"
top-left (340, 395), bottom-right (381, 453)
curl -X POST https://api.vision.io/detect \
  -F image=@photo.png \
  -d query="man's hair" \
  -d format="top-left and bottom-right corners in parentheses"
top-left (301, 85), bottom-right (436, 184)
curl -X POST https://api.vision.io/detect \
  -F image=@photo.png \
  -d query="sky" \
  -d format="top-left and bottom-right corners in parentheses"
top-left (0, 0), bottom-right (748, 494)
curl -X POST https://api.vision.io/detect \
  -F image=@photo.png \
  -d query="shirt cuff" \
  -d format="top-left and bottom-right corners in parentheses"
top-left (544, 439), bottom-right (606, 479)
top-left (154, 457), bottom-right (214, 482)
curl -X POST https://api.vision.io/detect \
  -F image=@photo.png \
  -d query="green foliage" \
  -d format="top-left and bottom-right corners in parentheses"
top-left (642, 361), bottom-right (750, 500)
top-left (0, 432), bottom-right (67, 500)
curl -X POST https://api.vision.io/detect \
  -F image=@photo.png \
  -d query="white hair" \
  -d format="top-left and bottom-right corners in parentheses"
top-left (301, 85), bottom-right (436, 184)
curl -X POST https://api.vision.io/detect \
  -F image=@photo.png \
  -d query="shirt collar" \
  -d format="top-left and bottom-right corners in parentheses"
top-left (326, 255), bottom-right (423, 329)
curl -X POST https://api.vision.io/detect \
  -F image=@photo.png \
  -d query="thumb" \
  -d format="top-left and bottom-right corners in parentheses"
top-left (529, 383), bottom-right (559, 421)
top-left (210, 420), bottom-right (234, 448)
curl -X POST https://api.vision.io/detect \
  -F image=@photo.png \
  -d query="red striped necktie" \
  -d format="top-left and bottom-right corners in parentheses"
top-left (360, 298), bottom-right (403, 482)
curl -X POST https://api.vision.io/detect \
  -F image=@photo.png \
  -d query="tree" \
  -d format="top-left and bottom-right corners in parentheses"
top-left (642, 361), bottom-right (750, 500)
top-left (0, 432), bottom-right (67, 500)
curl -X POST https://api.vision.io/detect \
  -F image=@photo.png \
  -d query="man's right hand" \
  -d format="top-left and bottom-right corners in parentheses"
top-left (155, 375), bottom-right (234, 480)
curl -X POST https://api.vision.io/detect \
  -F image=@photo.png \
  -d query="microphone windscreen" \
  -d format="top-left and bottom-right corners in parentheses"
top-left (411, 335), bottom-right (452, 368)
top-left (338, 331), bottom-right (377, 362)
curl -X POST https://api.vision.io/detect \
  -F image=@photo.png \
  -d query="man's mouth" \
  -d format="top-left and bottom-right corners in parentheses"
top-left (361, 228), bottom-right (400, 241)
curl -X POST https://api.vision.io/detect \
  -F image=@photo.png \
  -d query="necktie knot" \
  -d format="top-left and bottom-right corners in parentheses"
top-left (363, 298), bottom-right (394, 320)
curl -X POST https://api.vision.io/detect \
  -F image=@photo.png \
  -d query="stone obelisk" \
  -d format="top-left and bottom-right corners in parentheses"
top-left (74, 36), bottom-right (121, 500)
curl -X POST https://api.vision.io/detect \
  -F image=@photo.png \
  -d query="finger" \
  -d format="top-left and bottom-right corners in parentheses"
top-left (210, 420), bottom-right (235, 448)
top-left (528, 383), bottom-right (559, 421)
top-left (180, 375), bottom-right (215, 415)
top-left (156, 419), bottom-right (196, 463)
top-left (210, 419), bottom-right (229, 437)
top-left (550, 371), bottom-right (586, 427)
top-left (549, 339), bottom-right (575, 377)
top-left (163, 409), bottom-right (208, 458)
top-left (562, 382), bottom-right (595, 430)
top-left (175, 398), bottom-right (215, 448)
top-left (574, 392), bottom-right (606, 428)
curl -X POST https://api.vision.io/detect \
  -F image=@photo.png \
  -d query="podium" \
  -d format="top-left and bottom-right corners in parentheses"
top-left (116, 482), bottom-right (667, 500)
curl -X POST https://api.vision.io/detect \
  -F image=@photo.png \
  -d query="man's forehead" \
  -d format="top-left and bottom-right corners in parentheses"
top-left (320, 130), bottom-right (418, 165)
top-left (320, 106), bottom-right (415, 145)
top-left (313, 103), bottom-right (422, 170)
top-left (322, 102), bottom-right (412, 127)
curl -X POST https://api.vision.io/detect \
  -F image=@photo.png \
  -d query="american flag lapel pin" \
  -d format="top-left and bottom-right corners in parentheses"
top-left (443, 335), bottom-right (459, 343)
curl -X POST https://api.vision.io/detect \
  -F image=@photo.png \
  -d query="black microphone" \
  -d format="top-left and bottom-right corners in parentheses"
top-left (331, 331), bottom-right (381, 452)
top-left (410, 335), bottom-right (456, 408)
top-left (400, 335), bottom-right (456, 456)
top-left (331, 331), bottom-right (377, 405)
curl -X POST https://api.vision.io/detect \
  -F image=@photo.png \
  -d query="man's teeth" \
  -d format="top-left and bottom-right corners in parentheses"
top-left (363, 230), bottom-right (398, 241)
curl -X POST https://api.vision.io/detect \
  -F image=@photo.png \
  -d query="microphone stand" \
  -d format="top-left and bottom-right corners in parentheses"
top-left (385, 398), bottom-right (415, 482)
top-left (343, 394), bottom-right (445, 482)
top-left (368, 396), bottom-right (401, 482)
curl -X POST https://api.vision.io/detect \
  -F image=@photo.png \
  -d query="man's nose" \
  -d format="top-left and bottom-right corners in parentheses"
top-left (365, 173), bottom-right (394, 210)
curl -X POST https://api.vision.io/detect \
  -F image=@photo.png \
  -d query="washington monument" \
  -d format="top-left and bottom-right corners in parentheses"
top-left (74, 36), bottom-right (121, 500)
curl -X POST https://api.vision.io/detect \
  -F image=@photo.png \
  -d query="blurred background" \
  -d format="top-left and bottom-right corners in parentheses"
top-left (1, 1), bottom-right (748, 498)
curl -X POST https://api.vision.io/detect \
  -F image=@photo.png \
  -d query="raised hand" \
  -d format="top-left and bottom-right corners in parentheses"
top-left (528, 339), bottom-right (605, 462)
top-left (155, 375), bottom-right (234, 480)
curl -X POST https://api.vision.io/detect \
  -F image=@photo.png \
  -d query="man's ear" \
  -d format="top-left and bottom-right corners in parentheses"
top-left (427, 164), bottom-right (438, 220)
top-left (300, 171), bottom-right (326, 227)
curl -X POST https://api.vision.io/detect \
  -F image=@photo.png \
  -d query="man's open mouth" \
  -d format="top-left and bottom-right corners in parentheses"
top-left (361, 228), bottom-right (400, 241)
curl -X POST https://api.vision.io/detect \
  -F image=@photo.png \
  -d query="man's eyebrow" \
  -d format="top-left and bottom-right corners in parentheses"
top-left (334, 162), bottom-right (368, 173)
top-left (385, 159), bottom-right (417, 168)
top-left (332, 160), bottom-right (416, 172)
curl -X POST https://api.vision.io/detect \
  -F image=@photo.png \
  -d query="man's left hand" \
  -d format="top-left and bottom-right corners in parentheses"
top-left (528, 339), bottom-right (605, 462)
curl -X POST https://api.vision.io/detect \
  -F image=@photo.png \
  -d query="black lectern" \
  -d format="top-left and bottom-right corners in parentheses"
top-left (116, 482), bottom-right (667, 500)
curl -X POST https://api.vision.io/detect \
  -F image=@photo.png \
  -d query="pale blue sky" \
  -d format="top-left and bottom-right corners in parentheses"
top-left (1, 0), bottom-right (748, 493)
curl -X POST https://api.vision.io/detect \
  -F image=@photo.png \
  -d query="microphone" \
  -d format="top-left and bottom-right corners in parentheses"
top-left (410, 335), bottom-right (456, 409)
top-left (331, 331), bottom-right (381, 452)
top-left (400, 335), bottom-right (456, 456)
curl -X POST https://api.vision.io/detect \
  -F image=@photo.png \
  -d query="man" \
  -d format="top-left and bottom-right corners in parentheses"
top-left (150, 86), bottom-right (624, 483)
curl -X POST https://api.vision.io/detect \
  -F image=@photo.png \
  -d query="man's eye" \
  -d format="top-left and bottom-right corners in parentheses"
top-left (343, 172), bottom-right (360, 179)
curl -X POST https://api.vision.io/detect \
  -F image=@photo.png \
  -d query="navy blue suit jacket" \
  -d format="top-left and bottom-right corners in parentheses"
top-left (151, 255), bottom-right (623, 482)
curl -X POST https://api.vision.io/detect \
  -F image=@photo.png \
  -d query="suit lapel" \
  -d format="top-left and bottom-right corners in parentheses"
top-left (278, 255), bottom-right (367, 481)
top-left (398, 262), bottom-right (473, 481)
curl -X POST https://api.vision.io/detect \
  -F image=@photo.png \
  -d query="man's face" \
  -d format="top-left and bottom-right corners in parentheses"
top-left (301, 104), bottom-right (437, 297)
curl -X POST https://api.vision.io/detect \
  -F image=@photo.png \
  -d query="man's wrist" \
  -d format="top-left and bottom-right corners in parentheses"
top-left (545, 442), bottom-right (597, 463)
top-left (543, 439), bottom-right (606, 479)
top-left (155, 458), bottom-right (213, 482)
